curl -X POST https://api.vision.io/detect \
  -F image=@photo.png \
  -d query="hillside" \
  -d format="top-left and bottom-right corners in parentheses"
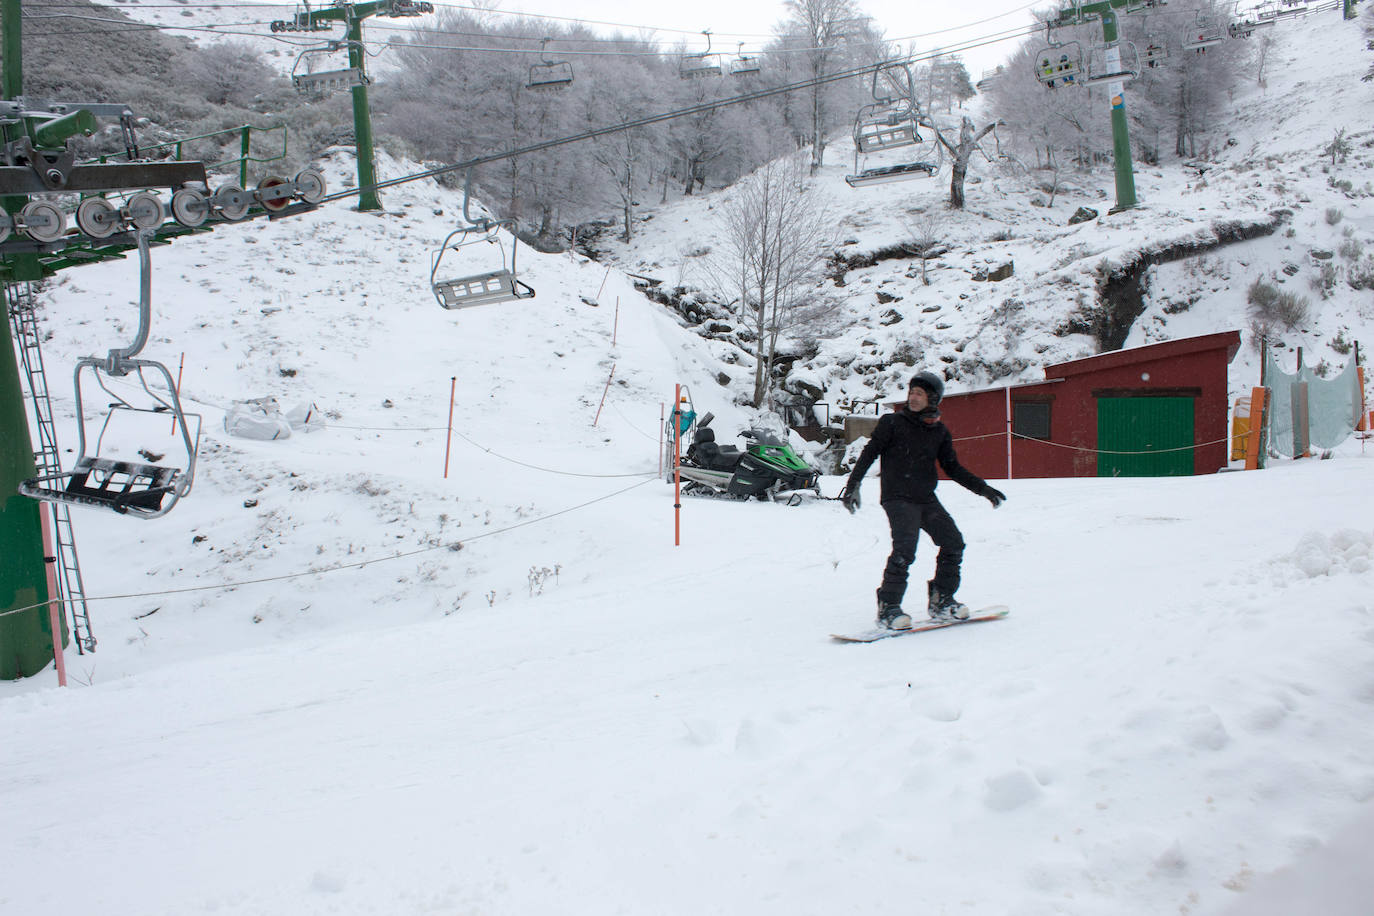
top-left (1, 8), bottom-right (1373, 916)
top-left (598, 10), bottom-right (1374, 418)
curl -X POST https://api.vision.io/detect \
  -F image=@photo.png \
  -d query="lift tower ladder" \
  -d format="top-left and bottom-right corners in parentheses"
top-left (5, 281), bottom-right (95, 653)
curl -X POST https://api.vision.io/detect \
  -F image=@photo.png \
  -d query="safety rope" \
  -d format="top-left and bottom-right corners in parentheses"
top-left (0, 476), bottom-right (658, 619)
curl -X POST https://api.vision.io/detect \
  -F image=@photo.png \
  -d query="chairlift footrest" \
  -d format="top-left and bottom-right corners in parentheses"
top-left (21, 458), bottom-right (180, 516)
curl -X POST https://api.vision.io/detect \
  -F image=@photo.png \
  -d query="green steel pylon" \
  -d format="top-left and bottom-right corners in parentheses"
top-left (1, 0), bottom-right (64, 680)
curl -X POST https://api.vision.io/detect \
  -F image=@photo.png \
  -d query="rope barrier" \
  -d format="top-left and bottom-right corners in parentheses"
top-left (0, 476), bottom-right (658, 619)
top-left (952, 429), bottom-right (1233, 455)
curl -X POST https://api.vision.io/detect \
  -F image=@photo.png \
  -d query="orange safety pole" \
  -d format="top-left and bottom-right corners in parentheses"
top-left (658, 402), bottom-right (664, 478)
top-left (1004, 385), bottom-right (1013, 480)
top-left (1244, 387), bottom-right (1268, 471)
top-left (593, 364), bottom-right (615, 427)
top-left (612, 297), bottom-right (620, 347)
top-left (673, 384), bottom-right (682, 546)
top-left (442, 376), bottom-right (456, 479)
top-left (39, 509), bottom-right (66, 687)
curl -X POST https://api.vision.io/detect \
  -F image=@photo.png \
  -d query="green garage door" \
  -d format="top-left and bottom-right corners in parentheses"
top-left (1097, 397), bottom-right (1194, 477)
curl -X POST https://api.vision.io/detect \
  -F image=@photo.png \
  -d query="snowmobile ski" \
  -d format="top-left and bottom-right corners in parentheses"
top-left (831, 606), bottom-right (1009, 643)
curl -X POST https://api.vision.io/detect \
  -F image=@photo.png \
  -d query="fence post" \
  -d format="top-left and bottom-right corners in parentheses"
top-left (443, 376), bottom-right (456, 479)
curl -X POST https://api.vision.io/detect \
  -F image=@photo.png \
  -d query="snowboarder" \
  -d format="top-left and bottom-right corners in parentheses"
top-left (837, 371), bottom-right (1006, 630)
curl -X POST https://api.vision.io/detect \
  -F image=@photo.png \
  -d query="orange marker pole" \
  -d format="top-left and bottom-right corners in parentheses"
top-left (593, 364), bottom-right (615, 427)
top-left (443, 376), bottom-right (456, 479)
top-left (1244, 387), bottom-right (1268, 471)
top-left (39, 510), bottom-right (66, 687)
top-left (673, 384), bottom-right (682, 546)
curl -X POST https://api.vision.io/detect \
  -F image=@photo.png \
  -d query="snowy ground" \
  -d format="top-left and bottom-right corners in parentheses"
top-left (4, 7), bottom-right (1374, 916)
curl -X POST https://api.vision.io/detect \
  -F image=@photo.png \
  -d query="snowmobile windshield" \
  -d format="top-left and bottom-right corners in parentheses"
top-left (747, 428), bottom-right (788, 447)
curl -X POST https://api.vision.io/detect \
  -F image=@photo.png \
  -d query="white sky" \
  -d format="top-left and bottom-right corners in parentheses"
top-left (473, 0), bottom-right (1042, 78)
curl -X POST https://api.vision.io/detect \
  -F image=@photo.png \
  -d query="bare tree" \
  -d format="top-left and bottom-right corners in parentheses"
top-left (901, 209), bottom-right (943, 285)
top-left (711, 154), bottom-right (833, 405)
top-left (919, 114), bottom-right (1000, 210)
top-left (779, 0), bottom-right (871, 174)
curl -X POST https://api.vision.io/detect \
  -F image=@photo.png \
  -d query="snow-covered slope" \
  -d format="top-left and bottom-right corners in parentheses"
top-left (2, 9), bottom-right (1373, 916)
top-left (599, 10), bottom-right (1374, 412)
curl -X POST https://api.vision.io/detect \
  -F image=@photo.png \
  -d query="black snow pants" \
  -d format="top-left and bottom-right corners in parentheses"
top-left (877, 498), bottom-right (965, 609)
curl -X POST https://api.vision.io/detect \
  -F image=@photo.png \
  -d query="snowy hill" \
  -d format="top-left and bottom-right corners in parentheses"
top-left (3, 8), bottom-right (1374, 916)
top-left (599, 10), bottom-right (1374, 414)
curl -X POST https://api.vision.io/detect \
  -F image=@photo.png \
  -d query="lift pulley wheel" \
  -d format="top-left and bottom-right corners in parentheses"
top-left (19, 200), bottom-right (67, 243)
top-left (126, 191), bottom-right (166, 231)
top-left (294, 168), bottom-right (327, 204)
top-left (76, 197), bottom-right (123, 239)
top-left (212, 183), bottom-right (252, 221)
top-left (170, 187), bottom-right (210, 227)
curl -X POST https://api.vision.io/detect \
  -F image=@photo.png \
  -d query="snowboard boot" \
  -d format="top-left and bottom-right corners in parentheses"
top-left (876, 589), bottom-right (912, 630)
top-left (927, 582), bottom-right (970, 622)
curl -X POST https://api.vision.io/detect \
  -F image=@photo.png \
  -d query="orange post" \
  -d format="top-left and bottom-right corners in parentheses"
top-left (442, 376), bottom-right (456, 479)
top-left (1244, 387), bottom-right (1268, 471)
top-left (39, 510), bottom-right (66, 687)
top-left (673, 384), bottom-right (682, 546)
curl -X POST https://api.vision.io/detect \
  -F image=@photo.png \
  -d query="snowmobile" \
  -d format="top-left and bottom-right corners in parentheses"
top-left (671, 411), bottom-right (821, 504)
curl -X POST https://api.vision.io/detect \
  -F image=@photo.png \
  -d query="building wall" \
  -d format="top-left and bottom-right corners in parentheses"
top-left (936, 333), bottom-right (1239, 479)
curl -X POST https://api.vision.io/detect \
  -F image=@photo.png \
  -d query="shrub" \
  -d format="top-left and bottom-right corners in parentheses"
top-left (1326, 207), bottom-right (1345, 225)
top-left (1310, 261), bottom-right (1340, 298)
top-left (1347, 256), bottom-right (1374, 290)
top-left (1331, 328), bottom-right (1353, 355)
top-left (1248, 278), bottom-right (1310, 330)
top-left (1339, 238), bottom-right (1364, 261)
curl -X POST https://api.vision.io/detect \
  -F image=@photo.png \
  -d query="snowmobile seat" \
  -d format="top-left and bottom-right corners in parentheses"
top-left (692, 426), bottom-right (742, 471)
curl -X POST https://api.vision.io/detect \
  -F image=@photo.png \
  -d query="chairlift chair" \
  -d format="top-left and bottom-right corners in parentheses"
top-left (19, 231), bottom-right (200, 519)
top-left (846, 134), bottom-right (942, 188)
top-left (1140, 37), bottom-right (1169, 68)
top-left (430, 173), bottom-right (536, 310)
top-left (291, 42), bottom-right (370, 96)
top-left (527, 38), bottom-right (574, 90)
top-left (872, 62), bottom-right (915, 106)
top-left (1033, 37), bottom-right (1084, 88)
top-left (730, 43), bottom-right (761, 76)
top-left (852, 103), bottom-right (921, 155)
top-left (1083, 42), bottom-right (1141, 85)
top-left (382, 0), bottom-right (434, 17)
top-left (679, 31), bottom-right (723, 78)
top-left (1181, 12), bottom-right (1226, 51)
top-left (270, 0), bottom-right (334, 32)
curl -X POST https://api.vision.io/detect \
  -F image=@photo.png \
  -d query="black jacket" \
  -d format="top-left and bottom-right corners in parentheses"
top-left (846, 408), bottom-right (990, 504)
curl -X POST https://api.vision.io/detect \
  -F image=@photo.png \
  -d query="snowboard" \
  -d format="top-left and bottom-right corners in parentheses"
top-left (831, 605), bottom-right (1009, 643)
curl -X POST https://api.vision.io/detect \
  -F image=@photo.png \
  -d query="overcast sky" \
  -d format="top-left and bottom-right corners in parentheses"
top-left (477, 0), bottom-right (1042, 77)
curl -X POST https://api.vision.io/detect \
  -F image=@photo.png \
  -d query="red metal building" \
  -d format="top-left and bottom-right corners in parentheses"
top-left (936, 331), bottom-right (1242, 479)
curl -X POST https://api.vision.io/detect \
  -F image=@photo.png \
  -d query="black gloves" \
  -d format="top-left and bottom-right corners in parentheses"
top-left (983, 485), bottom-right (1006, 508)
top-left (839, 484), bottom-right (861, 514)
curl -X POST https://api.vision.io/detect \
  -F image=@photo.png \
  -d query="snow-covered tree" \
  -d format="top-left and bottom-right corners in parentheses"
top-left (710, 153), bottom-right (834, 406)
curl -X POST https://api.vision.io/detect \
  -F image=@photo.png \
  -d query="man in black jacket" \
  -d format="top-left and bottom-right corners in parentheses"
top-left (839, 372), bottom-right (1006, 629)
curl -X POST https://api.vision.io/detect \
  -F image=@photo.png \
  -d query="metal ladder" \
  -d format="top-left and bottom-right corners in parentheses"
top-left (6, 281), bottom-right (96, 653)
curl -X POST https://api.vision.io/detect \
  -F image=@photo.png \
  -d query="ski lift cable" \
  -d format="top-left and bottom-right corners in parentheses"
top-left (314, 28), bottom-right (1037, 207)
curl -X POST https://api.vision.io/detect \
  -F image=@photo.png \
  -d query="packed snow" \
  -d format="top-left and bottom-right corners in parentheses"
top-left (4, 8), bottom-right (1374, 916)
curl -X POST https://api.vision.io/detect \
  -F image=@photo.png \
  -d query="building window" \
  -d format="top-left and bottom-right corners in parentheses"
top-left (1013, 401), bottom-right (1051, 440)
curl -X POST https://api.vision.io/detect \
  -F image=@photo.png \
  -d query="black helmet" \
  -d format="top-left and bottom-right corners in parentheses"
top-left (909, 371), bottom-right (944, 407)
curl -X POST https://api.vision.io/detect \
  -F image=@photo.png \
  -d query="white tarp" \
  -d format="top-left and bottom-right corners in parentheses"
top-left (223, 397), bottom-right (325, 440)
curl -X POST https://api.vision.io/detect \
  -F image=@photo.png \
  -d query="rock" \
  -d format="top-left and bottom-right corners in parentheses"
top-left (876, 290), bottom-right (902, 304)
top-left (788, 377), bottom-right (825, 401)
top-left (1311, 249), bottom-right (1335, 261)
top-left (987, 261), bottom-right (1014, 282)
top-left (879, 308), bottom-right (903, 326)
top-left (1069, 206), bottom-right (1099, 225)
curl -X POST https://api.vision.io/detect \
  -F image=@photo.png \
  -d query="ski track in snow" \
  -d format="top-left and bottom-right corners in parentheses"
top-left (4, 11), bottom-right (1374, 916)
